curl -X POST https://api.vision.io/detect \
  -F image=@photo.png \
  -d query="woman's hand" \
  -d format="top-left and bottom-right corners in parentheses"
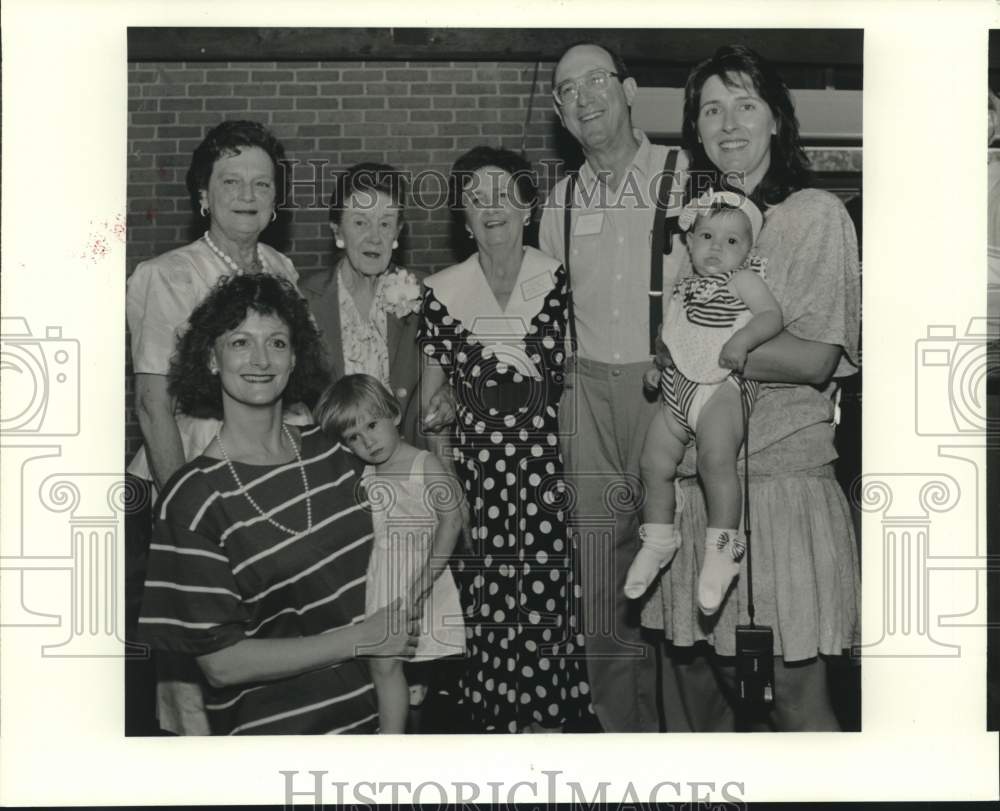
top-left (741, 332), bottom-right (843, 385)
top-left (359, 598), bottom-right (420, 660)
top-left (719, 335), bottom-right (750, 373)
top-left (196, 600), bottom-right (418, 688)
top-left (422, 384), bottom-right (456, 433)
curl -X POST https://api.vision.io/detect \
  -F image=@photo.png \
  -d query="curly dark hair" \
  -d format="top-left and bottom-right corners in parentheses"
top-left (682, 45), bottom-right (812, 210)
top-left (448, 145), bottom-right (538, 217)
top-left (168, 273), bottom-right (328, 420)
top-left (329, 162), bottom-right (407, 225)
top-left (185, 120), bottom-right (287, 215)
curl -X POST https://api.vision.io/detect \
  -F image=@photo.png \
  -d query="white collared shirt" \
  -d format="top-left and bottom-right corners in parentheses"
top-left (539, 131), bottom-right (689, 364)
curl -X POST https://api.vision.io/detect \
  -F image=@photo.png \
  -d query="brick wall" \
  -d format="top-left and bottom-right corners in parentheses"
top-left (127, 60), bottom-right (566, 278)
top-left (125, 59), bottom-right (861, 462)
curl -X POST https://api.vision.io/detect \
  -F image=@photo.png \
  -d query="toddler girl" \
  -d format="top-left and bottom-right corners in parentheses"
top-left (316, 374), bottom-right (465, 733)
top-left (627, 190), bottom-right (782, 614)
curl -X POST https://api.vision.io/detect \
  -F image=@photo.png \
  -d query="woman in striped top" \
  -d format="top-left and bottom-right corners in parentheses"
top-left (628, 191), bottom-right (782, 613)
top-left (138, 273), bottom-right (418, 735)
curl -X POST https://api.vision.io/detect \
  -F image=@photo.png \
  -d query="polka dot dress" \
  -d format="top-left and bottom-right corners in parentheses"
top-left (420, 263), bottom-right (592, 732)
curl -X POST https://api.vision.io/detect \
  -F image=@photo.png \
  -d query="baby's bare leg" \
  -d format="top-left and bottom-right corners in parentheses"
top-left (639, 404), bottom-right (690, 525)
top-left (626, 406), bottom-right (690, 599)
top-left (694, 384), bottom-right (747, 614)
top-left (694, 384), bottom-right (745, 530)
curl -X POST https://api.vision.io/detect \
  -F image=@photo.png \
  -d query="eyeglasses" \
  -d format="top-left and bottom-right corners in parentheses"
top-left (552, 69), bottom-right (620, 106)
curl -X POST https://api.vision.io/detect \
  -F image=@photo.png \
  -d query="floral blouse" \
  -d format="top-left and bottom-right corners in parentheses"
top-left (338, 263), bottom-right (390, 388)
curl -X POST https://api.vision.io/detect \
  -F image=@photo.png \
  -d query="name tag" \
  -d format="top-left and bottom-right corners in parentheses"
top-left (574, 212), bottom-right (604, 236)
top-left (520, 270), bottom-right (555, 301)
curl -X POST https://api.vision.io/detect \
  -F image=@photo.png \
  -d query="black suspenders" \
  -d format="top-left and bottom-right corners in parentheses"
top-left (561, 149), bottom-right (680, 359)
top-left (648, 148), bottom-right (680, 355)
top-left (563, 173), bottom-right (579, 356)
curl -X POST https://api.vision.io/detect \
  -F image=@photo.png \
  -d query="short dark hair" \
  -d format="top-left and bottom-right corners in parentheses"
top-left (185, 120), bottom-right (287, 215)
top-left (552, 41), bottom-right (631, 87)
top-left (329, 162), bottom-right (407, 225)
top-left (169, 273), bottom-right (328, 420)
top-left (314, 373), bottom-right (401, 441)
top-left (682, 45), bottom-right (811, 209)
top-left (448, 146), bottom-right (538, 214)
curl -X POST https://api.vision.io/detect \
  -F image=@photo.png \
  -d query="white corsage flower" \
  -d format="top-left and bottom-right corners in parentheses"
top-left (381, 269), bottom-right (422, 318)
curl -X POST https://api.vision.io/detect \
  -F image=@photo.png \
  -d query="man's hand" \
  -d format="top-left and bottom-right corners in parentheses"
top-left (653, 334), bottom-right (674, 372)
top-left (642, 365), bottom-right (662, 391)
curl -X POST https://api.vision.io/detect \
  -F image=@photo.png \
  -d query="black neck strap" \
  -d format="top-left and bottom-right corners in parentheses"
top-left (741, 379), bottom-right (756, 626)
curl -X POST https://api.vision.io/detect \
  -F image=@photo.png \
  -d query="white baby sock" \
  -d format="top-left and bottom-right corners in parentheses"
top-left (697, 527), bottom-right (745, 614)
top-left (624, 523), bottom-right (679, 599)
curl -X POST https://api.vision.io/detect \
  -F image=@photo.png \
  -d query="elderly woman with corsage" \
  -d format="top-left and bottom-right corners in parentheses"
top-left (299, 162), bottom-right (454, 447)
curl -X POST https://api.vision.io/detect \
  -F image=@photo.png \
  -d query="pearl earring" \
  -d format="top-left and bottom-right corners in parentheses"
top-left (392, 240), bottom-right (399, 250)
top-left (336, 239), bottom-right (345, 248)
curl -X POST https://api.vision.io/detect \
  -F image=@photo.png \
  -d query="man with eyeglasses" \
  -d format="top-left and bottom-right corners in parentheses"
top-left (540, 42), bottom-right (711, 733)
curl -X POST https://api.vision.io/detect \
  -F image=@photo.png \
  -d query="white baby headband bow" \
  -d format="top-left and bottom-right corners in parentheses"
top-left (677, 189), bottom-right (764, 245)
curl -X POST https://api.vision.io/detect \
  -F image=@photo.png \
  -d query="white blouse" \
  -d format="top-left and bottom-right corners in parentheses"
top-left (423, 247), bottom-right (561, 380)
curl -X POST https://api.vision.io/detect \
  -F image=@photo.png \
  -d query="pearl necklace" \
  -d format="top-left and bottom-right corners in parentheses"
top-left (215, 424), bottom-right (313, 536)
top-left (203, 232), bottom-right (264, 274)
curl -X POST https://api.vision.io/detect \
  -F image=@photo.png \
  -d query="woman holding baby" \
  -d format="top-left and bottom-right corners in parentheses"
top-left (639, 45), bottom-right (861, 731)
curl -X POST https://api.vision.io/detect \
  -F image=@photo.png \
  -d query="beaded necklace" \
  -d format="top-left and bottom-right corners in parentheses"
top-left (203, 231), bottom-right (264, 274)
top-left (215, 423), bottom-right (313, 536)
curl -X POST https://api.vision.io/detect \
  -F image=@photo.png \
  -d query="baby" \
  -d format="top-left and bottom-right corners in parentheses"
top-left (626, 190), bottom-right (783, 614)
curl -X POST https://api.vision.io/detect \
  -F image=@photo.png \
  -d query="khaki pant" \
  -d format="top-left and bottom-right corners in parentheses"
top-left (560, 357), bottom-right (709, 731)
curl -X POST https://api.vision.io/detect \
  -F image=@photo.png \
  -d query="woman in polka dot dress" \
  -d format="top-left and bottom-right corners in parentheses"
top-left (419, 146), bottom-right (592, 732)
